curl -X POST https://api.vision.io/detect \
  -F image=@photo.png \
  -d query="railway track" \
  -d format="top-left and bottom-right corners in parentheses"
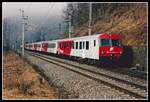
top-left (102, 67), bottom-right (147, 80)
top-left (24, 51), bottom-right (147, 99)
top-left (24, 51), bottom-right (147, 85)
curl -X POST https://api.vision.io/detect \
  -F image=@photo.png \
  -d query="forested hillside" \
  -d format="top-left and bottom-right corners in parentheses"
top-left (63, 3), bottom-right (147, 46)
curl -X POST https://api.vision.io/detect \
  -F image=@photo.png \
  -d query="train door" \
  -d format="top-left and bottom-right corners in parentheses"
top-left (82, 40), bottom-right (86, 58)
top-left (85, 39), bottom-right (99, 59)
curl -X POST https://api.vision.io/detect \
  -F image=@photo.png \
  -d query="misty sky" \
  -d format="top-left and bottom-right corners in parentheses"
top-left (3, 2), bottom-right (68, 26)
top-left (3, 2), bottom-right (67, 17)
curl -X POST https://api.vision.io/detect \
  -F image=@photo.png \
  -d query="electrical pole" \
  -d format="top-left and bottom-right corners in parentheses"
top-left (19, 9), bottom-right (28, 57)
top-left (68, 15), bottom-right (71, 38)
top-left (88, 3), bottom-right (92, 36)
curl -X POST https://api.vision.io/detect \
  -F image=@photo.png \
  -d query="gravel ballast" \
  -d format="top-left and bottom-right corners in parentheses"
top-left (24, 53), bottom-right (138, 99)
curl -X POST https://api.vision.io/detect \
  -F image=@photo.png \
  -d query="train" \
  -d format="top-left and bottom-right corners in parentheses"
top-left (24, 33), bottom-right (128, 66)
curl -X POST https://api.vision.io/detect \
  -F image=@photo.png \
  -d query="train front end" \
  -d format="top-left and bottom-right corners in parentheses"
top-left (99, 33), bottom-right (123, 61)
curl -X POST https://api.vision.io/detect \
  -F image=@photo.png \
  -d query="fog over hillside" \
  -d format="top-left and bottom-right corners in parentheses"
top-left (3, 2), bottom-right (147, 49)
top-left (3, 2), bottom-right (68, 48)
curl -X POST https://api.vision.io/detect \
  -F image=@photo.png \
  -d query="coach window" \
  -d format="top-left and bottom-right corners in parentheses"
top-left (63, 43), bottom-right (64, 48)
top-left (38, 44), bottom-right (40, 47)
top-left (86, 41), bottom-right (89, 50)
top-left (67, 42), bottom-right (68, 48)
top-left (42, 43), bottom-right (45, 47)
top-left (69, 42), bottom-right (71, 48)
top-left (66, 42), bottom-right (68, 48)
top-left (59, 43), bottom-right (61, 48)
top-left (69, 42), bottom-right (71, 49)
top-left (94, 40), bottom-right (96, 46)
top-left (83, 42), bottom-right (85, 49)
top-left (34, 44), bottom-right (37, 48)
top-left (72, 42), bottom-right (74, 49)
top-left (69, 42), bottom-right (70, 49)
top-left (68, 42), bottom-right (70, 48)
top-left (63, 42), bottom-right (66, 48)
top-left (63, 43), bottom-right (65, 48)
top-left (69, 42), bottom-right (70, 48)
top-left (79, 42), bottom-right (82, 49)
top-left (68, 42), bottom-right (69, 48)
top-left (69, 42), bottom-right (72, 49)
top-left (65, 42), bottom-right (67, 48)
top-left (62, 43), bottom-right (63, 48)
top-left (48, 43), bottom-right (55, 48)
top-left (58, 43), bottom-right (61, 48)
top-left (74, 42), bottom-right (75, 49)
top-left (61, 43), bottom-right (63, 48)
top-left (42, 44), bottom-right (44, 47)
top-left (76, 42), bottom-right (78, 49)
top-left (67, 42), bottom-right (69, 48)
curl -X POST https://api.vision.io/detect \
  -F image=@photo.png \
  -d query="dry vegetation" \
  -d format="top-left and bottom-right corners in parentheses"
top-left (64, 3), bottom-right (147, 46)
top-left (3, 51), bottom-right (59, 99)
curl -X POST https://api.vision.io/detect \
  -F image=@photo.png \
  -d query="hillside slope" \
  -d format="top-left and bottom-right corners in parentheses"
top-left (64, 3), bottom-right (147, 46)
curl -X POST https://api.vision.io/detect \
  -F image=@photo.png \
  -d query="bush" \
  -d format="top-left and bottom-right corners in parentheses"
top-left (119, 46), bottom-right (133, 67)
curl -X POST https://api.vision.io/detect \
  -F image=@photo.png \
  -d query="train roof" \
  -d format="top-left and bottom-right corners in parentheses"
top-left (56, 33), bottom-right (100, 42)
top-left (26, 33), bottom-right (121, 44)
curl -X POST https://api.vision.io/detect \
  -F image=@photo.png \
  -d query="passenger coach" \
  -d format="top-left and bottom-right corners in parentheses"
top-left (25, 33), bottom-right (123, 61)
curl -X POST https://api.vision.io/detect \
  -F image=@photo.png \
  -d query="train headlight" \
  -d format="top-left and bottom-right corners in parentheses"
top-left (101, 51), bottom-right (105, 54)
top-left (120, 51), bottom-right (122, 54)
top-left (110, 47), bottom-right (114, 51)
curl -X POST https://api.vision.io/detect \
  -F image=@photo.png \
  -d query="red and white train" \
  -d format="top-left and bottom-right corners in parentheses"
top-left (25, 33), bottom-right (123, 62)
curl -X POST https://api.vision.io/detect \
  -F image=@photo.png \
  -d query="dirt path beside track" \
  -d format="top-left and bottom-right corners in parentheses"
top-left (3, 51), bottom-right (59, 99)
